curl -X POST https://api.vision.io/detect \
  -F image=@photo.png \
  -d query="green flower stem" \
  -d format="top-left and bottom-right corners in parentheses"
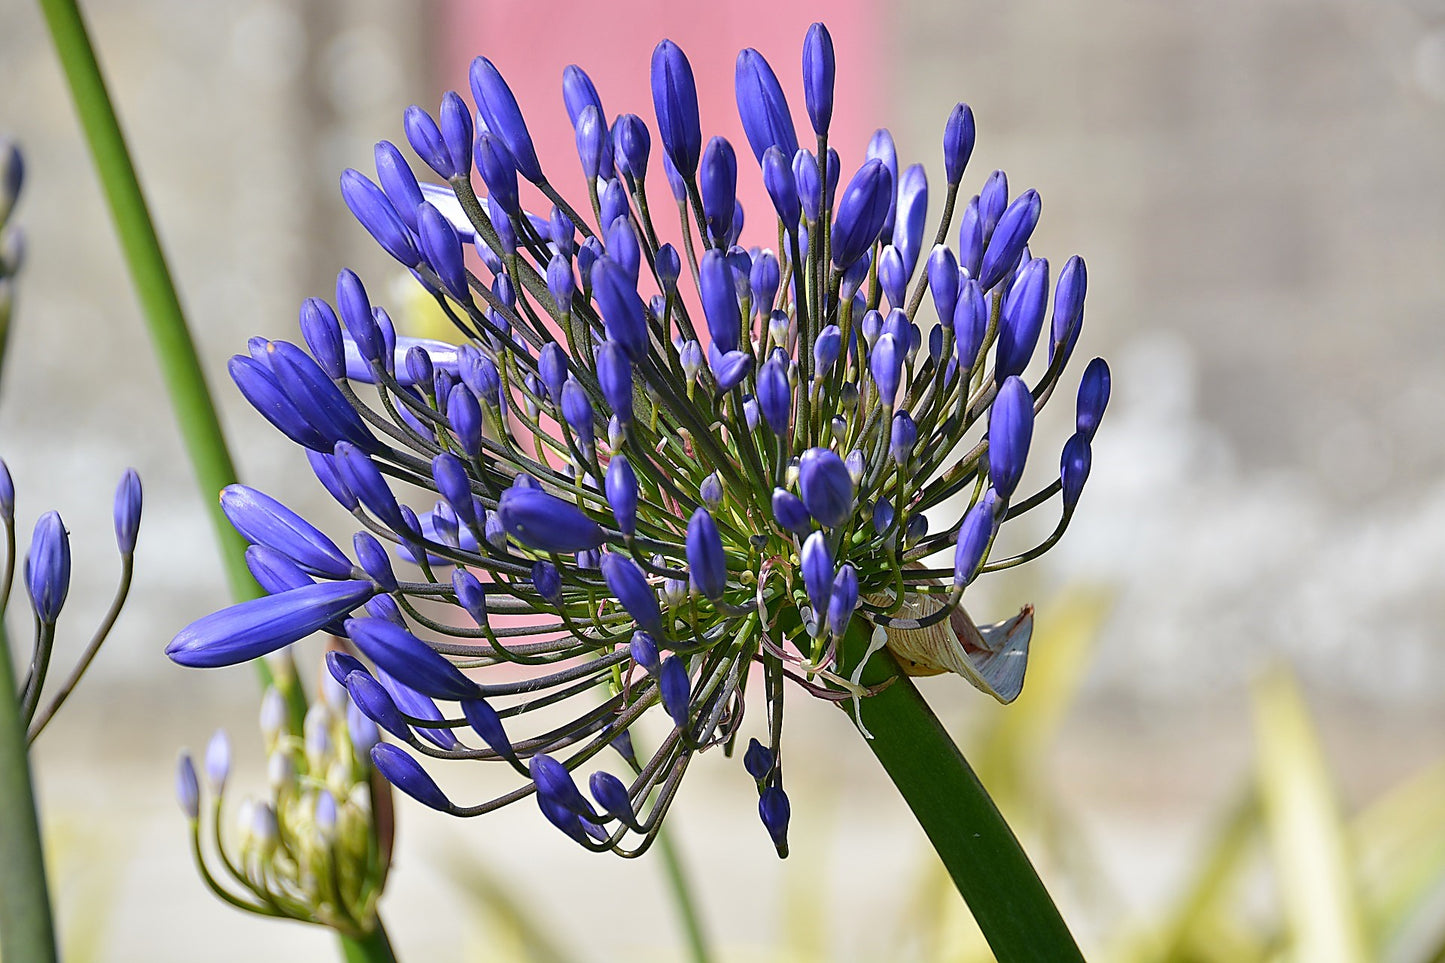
top-left (840, 623), bottom-right (1085, 963)
top-left (34, 0), bottom-right (304, 722)
top-left (0, 622), bottom-right (59, 963)
top-left (338, 922), bottom-right (398, 963)
top-left (656, 827), bottom-right (712, 963)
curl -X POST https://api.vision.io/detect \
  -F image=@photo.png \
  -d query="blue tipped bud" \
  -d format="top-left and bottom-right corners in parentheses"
top-left (826, 563), bottom-right (859, 638)
top-left (346, 616), bottom-right (479, 701)
top-left (167, 580), bottom-right (376, 667)
top-left (996, 257), bottom-right (1049, 380)
top-left (953, 491), bottom-right (997, 586)
top-left (1076, 357), bottom-right (1110, 442)
top-left (943, 103), bottom-right (976, 185)
top-left (651, 40), bottom-right (702, 177)
top-left (800, 531), bottom-right (834, 617)
top-left (735, 48), bottom-right (799, 165)
top-left (798, 448), bottom-right (853, 529)
top-left (988, 376), bottom-right (1034, 498)
top-left (1061, 433), bottom-right (1092, 509)
top-left (743, 738), bottom-right (774, 780)
top-left (373, 743), bottom-right (452, 812)
top-left (659, 656), bottom-right (691, 729)
top-left (113, 468), bottom-right (142, 556)
top-left (830, 159), bottom-right (893, 269)
top-left (802, 22), bottom-right (836, 136)
top-left (979, 188), bottom-right (1040, 291)
top-left (759, 785), bottom-right (791, 856)
top-left (469, 56), bottom-right (544, 183)
top-left (497, 487), bottom-right (605, 554)
top-left (685, 509), bottom-right (727, 600)
top-left (601, 552), bottom-right (663, 636)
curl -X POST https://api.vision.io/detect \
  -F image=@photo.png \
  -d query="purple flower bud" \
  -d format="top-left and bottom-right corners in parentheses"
top-left (1076, 357), bottom-right (1110, 441)
top-left (927, 247), bottom-right (960, 325)
top-left (812, 325), bottom-right (842, 374)
top-left (957, 197), bottom-right (984, 281)
top-left (0, 460), bottom-right (13, 522)
top-left (574, 104), bottom-right (606, 183)
top-left (532, 559), bottom-right (562, 603)
top-left (988, 376), bottom-right (1034, 498)
top-left (535, 344), bottom-right (567, 406)
top-left (353, 532), bottom-right (397, 593)
top-left (798, 448), bottom-right (853, 529)
top-left (1061, 433), bottom-right (1092, 509)
top-left (469, 56), bottom-right (543, 184)
top-left (827, 563), bottom-right (859, 638)
top-left (373, 743), bottom-right (452, 812)
top-left (686, 509), bottom-right (727, 599)
top-left (651, 40), bottom-right (702, 177)
top-left (497, 487), bottom-right (605, 554)
top-left (604, 455), bottom-right (638, 536)
top-left (802, 22), bottom-right (835, 136)
top-left (439, 91), bottom-right (473, 178)
top-left (405, 346), bottom-right (435, 391)
top-left (679, 340), bottom-right (703, 384)
top-left (562, 65), bottom-right (613, 174)
top-left (700, 250), bottom-right (742, 353)
top-left (451, 568), bottom-right (488, 626)
top-left (656, 243), bottom-right (682, 292)
top-left (754, 149), bottom-right (800, 236)
top-left (431, 453), bottom-right (478, 531)
top-left (830, 159), bottom-right (893, 269)
top-left (772, 488), bottom-right (811, 535)
top-left (699, 137), bottom-right (738, 244)
top-left (890, 411), bottom-right (918, 465)
top-left (845, 449), bottom-right (865, 484)
top-left (735, 48), bottom-right (798, 165)
top-left (591, 258), bottom-right (649, 363)
top-left (800, 530), bottom-right (834, 616)
top-left (757, 357), bottom-right (792, 434)
top-left (335, 442), bottom-right (413, 538)
top-left (347, 616), bottom-right (479, 701)
top-left (266, 341), bottom-right (380, 453)
top-left (997, 257), bottom-right (1049, 380)
top-left (593, 340), bottom-right (633, 427)
top-left (895, 165), bottom-right (929, 281)
top-left (659, 656), bottom-right (691, 729)
top-left (327, 650), bottom-right (368, 689)
top-left (1051, 255), bottom-right (1087, 359)
top-left (24, 511), bottom-right (70, 623)
top-left (376, 665), bottom-right (460, 749)
top-left (631, 631), bottom-right (661, 674)
top-left (298, 298), bottom-right (345, 381)
top-left (462, 697), bottom-right (516, 762)
top-left (418, 202), bottom-right (469, 300)
top-left (743, 738), bottom-right (774, 780)
top-left (340, 169), bottom-right (419, 267)
top-left (487, 195), bottom-right (517, 255)
top-left (878, 245), bottom-right (906, 311)
top-left (336, 269), bottom-right (383, 364)
top-left (759, 784), bottom-right (791, 856)
top-left (979, 189), bottom-right (1039, 291)
top-left (167, 580), bottom-right (376, 667)
top-left (870, 333), bottom-right (904, 409)
top-left (710, 348), bottom-right (753, 392)
top-left (750, 251), bottom-right (780, 319)
top-left (176, 754), bottom-right (200, 819)
top-left (979, 170), bottom-right (1008, 240)
top-left (943, 103), bottom-right (976, 185)
top-left (601, 551), bottom-right (663, 637)
top-left (246, 545), bottom-right (311, 597)
top-left (954, 279), bottom-right (988, 371)
top-left (599, 180), bottom-right (630, 234)
top-left (953, 491), bottom-right (997, 586)
top-left (404, 104), bottom-right (452, 178)
top-left (699, 473), bottom-right (723, 508)
top-left (447, 384), bottom-right (483, 458)
top-left (221, 485), bottom-right (353, 580)
top-left (375, 140), bottom-right (424, 232)
top-left (203, 729), bottom-right (231, 794)
top-left (661, 150), bottom-right (688, 202)
top-left (530, 753), bottom-right (598, 820)
top-left (459, 346), bottom-right (501, 408)
top-left (561, 378), bottom-right (596, 451)
top-left (306, 450), bottom-right (357, 511)
top-left (794, 149), bottom-right (822, 223)
top-left (345, 670), bottom-right (411, 741)
top-left (872, 498), bottom-right (895, 535)
top-left (111, 468), bottom-right (142, 556)
top-left (474, 133), bottom-right (520, 216)
top-left (866, 129), bottom-right (900, 240)
top-left (590, 771), bottom-right (642, 831)
top-left (613, 113), bottom-right (651, 182)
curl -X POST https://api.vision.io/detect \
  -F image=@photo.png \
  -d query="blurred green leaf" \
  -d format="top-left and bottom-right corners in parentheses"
top-left (1351, 758), bottom-right (1445, 959)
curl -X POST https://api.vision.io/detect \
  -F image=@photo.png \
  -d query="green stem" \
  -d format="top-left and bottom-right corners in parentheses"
top-left (656, 828), bottom-right (712, 963)
top-left (0, 622), bottom-right (59, 963)
top-left (840, 625), bottom-right (1085, 963)
top-left (337, 919), bottom-right (398, 963)
top-left (34, 0), bottom-right (305, 723)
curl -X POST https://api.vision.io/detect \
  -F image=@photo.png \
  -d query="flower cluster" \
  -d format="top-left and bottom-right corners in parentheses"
top-left (168, 24), bottom-right (1109, 857)
top-left (176, 678), bottom-right (389, 936)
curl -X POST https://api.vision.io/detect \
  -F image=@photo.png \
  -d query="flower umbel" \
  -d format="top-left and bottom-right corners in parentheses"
top-left (168, 24), bottom-right (1109, 858)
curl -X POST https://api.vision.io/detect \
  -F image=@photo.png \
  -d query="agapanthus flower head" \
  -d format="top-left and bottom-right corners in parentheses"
top-left (170, 23), bottom-right (1109, 859)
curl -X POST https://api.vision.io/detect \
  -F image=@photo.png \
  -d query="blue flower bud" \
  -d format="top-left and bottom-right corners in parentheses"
top-left (299, 298), bottom-right (345, 380)
top-left (591, 258), bottom-right (649, 363)
top-left (1061, 433), bottom-right (1092, 509)
top-left (532, 344), bottom-right (566, 407)
top-left (430, 453), bottom-right (478, 532)
top-left (168, 580), bottom-right (376, 667)
top-left (599, 180), bottom-right (630, 235)
top-left (927, 248), bottom-right (961, 328)
top-left (988, 376), bottom-right (1034, 498)
top-left (750, 149), bottom-right (800, 239)
top-left (771, 488), bottom-right (811, 535)
top-left (404, 104), bottom-right (452, 178)
top-left (800, 530), bottom-right (834, 617)
top-left (699, 473), bottom-right (724, 509)
top-left (335, 442), bottom-right (413, 538)
top-left (699, 137), bottom-right (739, 244)
top-left (656, 243), bottom-right (682, 292)
top-left (418, 201), bottom-right (469, 300)
top-left (112, 468), bottom-right (142, 556)
top-left (461, 697), bottom-right (517, 762)
top-left (890, 412), bottom-right (918, 465)
top-left (530, 753), bottom-right (598, 819)
top-left (750, 251), bottom-right (780, 319)
top-left (661, 151), bottom-right (687, 203)
top-left (679, 340), bottom-right (703, 384)
top-left (590, 771), bottom-right (642, 831)
top-left (266, 341), bottom-right (381, 453)
top-left (562, 65), bottom-right (613, 174)
top-left (306, 450), bottom-right (357, 511)
top-left (686, 509), bottom-right (727, 600)
top-left (700, 250), bottom-right (742, 353)
top-left (759, 784), bottom-right (791, 856)
top-left (954, 279), bottom-right (988, 371)
top-left (25, 511), bottom-right (70, 624)
top-left (459, 345), bottom-right (501, 407)
top-left (870, 333), bottom-right (904, 409)
top-left (866, 128), bottom-right (900, 238)
top-left (895, 165), bottom-right (929, 280)
top-left (827, 563), bottom-right (859, 638)
top-left (996, 257), bottom-right (1049, 381)
top-left (347, 616), bottom-right (479, 701)
top-left (798, 448), bottom-right (853, 529)
top-left (327, 651), bottom-right (368, 688)
top-left (374, 140), bottom-right (423, 232)
top-left (532, 559), bottom-right (562, 603)
top-left (0, 460), bottom-right (13, 522)
top-left (979, 188), bottom-right (1039, 291)
top-left (405, 346), bottom-right (435, 392)
top-left (957, 197), bottom-right (984, 281)
top-left (353, 532), bottom-right (397, 593)
top-left (794, 149), bottom-right (822, 223)
top-left (202, 730), bottom-right (231, 794)
top-left (246, 545), bottom-right (312, 597)
top-left (651, 40), bottom-right (702, 177)
top-left (341, 169), bottom-right (420, 267)
top-left (469, 57), bottom-right (543, 184)
top-left (877, 245), bottom-right (906, 311)
top-left (1076, 357), bottom-right (1110, 442)
top-left (439, 90), bottom-right (473, 178)
top-left (561, 378), bottom-right (596, 451)
top-left (1051, 255), bottom-right (1087, 358)
top-left (596, 340), bottom-right (634, 425)
top-left (613, 113), bottom-right (651, 182)
top-left (474, 132), bottom-right (520, 217)
top-left (447, 384), bottom-right (483, 458)
top-left (757, 356), bottom-right (792, 434)
top-left (605, 455), bottom-right (638, 536)
top-left (743, 738), bottom-right (774, 780)
top-left (802, 22), bottom-right (835, 136)
top-left (375, 665), bottom-right (460, 750)
top-left (345, 670), bottom-right (411, 741)
top-left (735, 48), bottom-right (798, 165)
top-left (336, 269), bottom-right (383, 364)
top-left (630, 631), bottom-right (661, 674)
top-left (497, 487), bottom-right (605, 554)
top-left (487, 195), bottom-right (517, 255)
top-left (451, 568), bottom-right (488, 627)
top-left (574, 104), bottom-right (606, 183)
top-left (659, 656), bottom-right (691, 729)
top-left (221, 485), bottom-right (354, 580)
top-left (872, 498), bottom-right (895, 536)
top-left (710, 348), bottom-right (753, 392)
top-left (373, 743), bottom-right (452, 812)
top-left (176, 753), bottom-right (200, 819)
top-left (605, 218), bottom-right (641, 289)
top-left (979, 170), bottom-right (1008, 240)
top-left (813, 325), bottom-right (842, 374)
top-left (943, 103), bottom-right (976, 185)
top-left (953, 490), bottom-right (997, 586)
top-left (845, 449), bottom-right (865, 484)
top-left (830, 159), bottom-right (893, 269)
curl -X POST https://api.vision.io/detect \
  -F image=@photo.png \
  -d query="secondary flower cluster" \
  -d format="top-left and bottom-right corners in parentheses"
top-left (176, 678), bottom-right (388, 936)
top-left (168, 23), bottom-right (1109, 858)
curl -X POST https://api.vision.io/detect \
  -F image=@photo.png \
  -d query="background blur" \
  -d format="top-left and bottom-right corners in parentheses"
top-left (2, 0), bottom-right (1443, 960)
